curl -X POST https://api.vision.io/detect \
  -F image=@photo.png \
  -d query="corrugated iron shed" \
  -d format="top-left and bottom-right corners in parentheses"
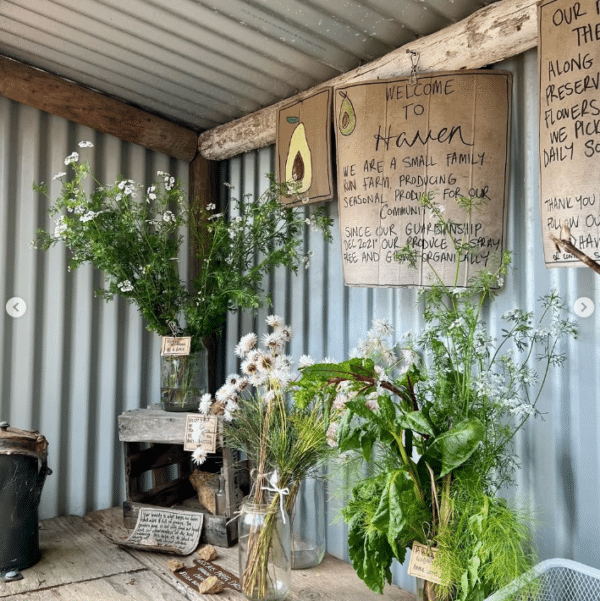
top-left (0, 0), bottom-right (495, 131)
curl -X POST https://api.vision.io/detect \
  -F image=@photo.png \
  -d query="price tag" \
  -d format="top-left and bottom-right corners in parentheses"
top-left (184, 415), bottom-right (219, 453)
top-left (407, 541), bottom-right (443, 585)
top-left (161, 336), bottom-right (191, 356)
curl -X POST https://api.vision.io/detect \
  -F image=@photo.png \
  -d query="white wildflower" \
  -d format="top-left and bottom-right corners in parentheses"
top-left (206, 203), bottom-right (216, 210)
top-left (118, 280), bottom-right (133, 293)
top-left (373, 318), bottom-right (394, 337)
top-left (80, 211), bottom-right (96, 223)
top-left (78, 141), bottom-right (94, 148)
top-left (223, 409), bottom-right (234, 422)
top-left (54, 216), bottom-right (68, 238)
top-left (147, 185), bottom-right (157, 201)
top-left (235, 332), bottom-right (258, 358)
top-left (192, 447), bottom-right (208, 465)
top-left (162, 210), bottom-right (175, 223)
top-left (64, 152), bottom-right (79, 165)
top-left (53, 172), bottom-right (67, 180)
top-left (298, 355), bottom-right (315, 369)
top-left (266, 315), bottom-right (284, 329)
top-left (199, 393), bottom-right (213, 415)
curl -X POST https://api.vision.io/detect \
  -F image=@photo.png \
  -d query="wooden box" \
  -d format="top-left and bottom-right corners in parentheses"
top-left (117, 406), bottom-right (249, 548)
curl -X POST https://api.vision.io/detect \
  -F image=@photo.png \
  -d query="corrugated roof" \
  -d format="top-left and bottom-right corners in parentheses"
top-left (0, 0), bottom-right (493, 132)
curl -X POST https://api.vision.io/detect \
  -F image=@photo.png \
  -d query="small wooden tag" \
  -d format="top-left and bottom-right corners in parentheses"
top-left (407, 541), bottom-right (443, 585)
top-left (161, 336), bottom-right (191, 356)
top-left (184, 415), bottom-right (218, 453)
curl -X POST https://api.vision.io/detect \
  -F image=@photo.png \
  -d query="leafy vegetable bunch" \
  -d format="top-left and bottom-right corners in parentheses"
top-left (294, 193), bottom-right (578, 600)
top-left (34, 144), bottom-right (332, 351)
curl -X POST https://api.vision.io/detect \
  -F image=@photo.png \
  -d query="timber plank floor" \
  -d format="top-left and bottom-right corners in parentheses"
top-left (0, 507), bottom-right (416, 600)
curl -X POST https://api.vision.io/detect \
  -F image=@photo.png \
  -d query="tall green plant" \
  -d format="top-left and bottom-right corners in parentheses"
top-left (294, 192), bottom-right (577, 600)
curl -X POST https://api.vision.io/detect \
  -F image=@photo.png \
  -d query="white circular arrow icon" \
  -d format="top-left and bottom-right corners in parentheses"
top-left (5, 297), bottom-right (26, 319)
top-left (574, 297), bottom-right (594, 319)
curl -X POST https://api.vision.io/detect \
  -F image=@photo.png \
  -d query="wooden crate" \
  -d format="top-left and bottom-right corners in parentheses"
top-left (117, 406), bottom-right (249, 548)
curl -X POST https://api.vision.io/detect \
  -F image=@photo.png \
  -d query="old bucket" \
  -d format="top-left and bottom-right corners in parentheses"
top-left (0, 421), bottom-right (51, 578)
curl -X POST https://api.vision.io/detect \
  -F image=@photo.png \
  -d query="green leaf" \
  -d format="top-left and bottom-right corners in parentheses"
top-left (419, 418), bottom-right (485, 478)
top-left (371, 468), bottom-right (419, 560)
top-left (396, 410), bottom-right (436, 437)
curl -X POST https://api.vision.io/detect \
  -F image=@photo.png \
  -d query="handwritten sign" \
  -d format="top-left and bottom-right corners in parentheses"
top-left (184, 415), bottom-right (219, 453)
top-left (121, 508), bottom-right (203, 555)
top-left (334, 71), bottom-right (511, 287)
top-left (407, 541), bottom-right (443, 585)
top-left (174, 558), bottom-right (241, 592)
top-left (539, 0), bottom-right (600, 266)
top-left (161, 336), bottom-right (191, 356)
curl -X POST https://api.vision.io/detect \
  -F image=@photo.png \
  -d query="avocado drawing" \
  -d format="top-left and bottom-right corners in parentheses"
top-left (285, 121), bottom-right (312, 193)
top-left (338, 91), bottom-right (356, 136)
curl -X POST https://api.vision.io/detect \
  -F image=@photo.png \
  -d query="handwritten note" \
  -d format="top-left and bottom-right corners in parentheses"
top-left (334, 71), bottom-right (511, 287)
top-left (161, 336), bottom-right (191, 356)
top-left (121, 508), bottom-right (203, 555)
top-left (539, 0), bottom-right (600, 266)
top-left (407, 541), bottom-right (443, 585)
top-left (184, 415), bottom-right (219, 453)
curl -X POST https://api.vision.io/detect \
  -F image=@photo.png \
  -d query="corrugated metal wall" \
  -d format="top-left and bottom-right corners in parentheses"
top-left (224, 49), bottom-right (600, 592)
top-left (0, 96), bottom-right (189, 519)
top-left (2, 46), bottom-right (600, 595)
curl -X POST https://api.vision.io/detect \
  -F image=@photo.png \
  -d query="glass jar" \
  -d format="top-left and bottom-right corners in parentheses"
top-left (290, 476), bottom-right (326, 569)
top-left (160, 343), bottom-right (208, 412)
top-left (238, 499), bottom-right (291, 601)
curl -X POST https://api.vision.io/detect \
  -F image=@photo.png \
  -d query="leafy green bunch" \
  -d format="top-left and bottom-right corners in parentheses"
top-left (294, 192), bottom-right (578, 600)
top-left (34, 144), bottom-right (332, 351)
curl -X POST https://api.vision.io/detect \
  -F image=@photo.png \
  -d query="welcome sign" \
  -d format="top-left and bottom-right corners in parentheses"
top-left (334, 71), bottom-right (511, 287)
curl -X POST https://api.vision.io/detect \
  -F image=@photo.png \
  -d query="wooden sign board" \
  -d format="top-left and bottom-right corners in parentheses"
top-left (276, 88), bottom-right (334, 205)
top-left (334, 71), bottom-right (511, 288)
top-left (407, 541), bottom-right (443, 585)
top-left (174, 559), bottom-right (241, 593)
top-left (539, 0), bottom-right (600, 266)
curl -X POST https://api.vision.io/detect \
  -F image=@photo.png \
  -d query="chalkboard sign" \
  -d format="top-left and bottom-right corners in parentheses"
top-left (334, 71), bottom-right (511, 287)
top-left (539, 0), bottom-right (600, 266)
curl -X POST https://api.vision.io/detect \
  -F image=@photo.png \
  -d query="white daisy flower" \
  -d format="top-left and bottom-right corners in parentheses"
top-left (235, 332), bottom-right (258, 358)
top-left (192, 447), bottom-right (208, 465)
top-left (199, 393), bottom-right (213, 415)
top-left (64, 152), bottom-right (79, 165)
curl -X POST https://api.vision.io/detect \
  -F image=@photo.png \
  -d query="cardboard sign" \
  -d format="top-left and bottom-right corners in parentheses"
top-left (184, 415), bottom-right (219, 453)
top-left (407, 541), bottom-right (443, 585)
top-left (334, 71), bottom-right (511, 287)
top-left (161, 336), bottom-right (191, 356)
top-left (120, 508), bottom-right (203, 555)
top-left (276, 88), bottom-right (334, 205)
top-left (174, 559), bottom-right (241, 593)
top-left (538, 0), bottom-right (600, 267)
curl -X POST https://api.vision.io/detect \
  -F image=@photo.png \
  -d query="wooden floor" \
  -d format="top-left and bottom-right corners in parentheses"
top-left (0, 507), bottom-right (416, 600)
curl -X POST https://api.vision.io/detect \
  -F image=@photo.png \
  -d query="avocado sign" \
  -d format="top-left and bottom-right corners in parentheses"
top-left (334, 71), bottom-right (512, 288)
top-left (276, 88), bottom-right (334, 205)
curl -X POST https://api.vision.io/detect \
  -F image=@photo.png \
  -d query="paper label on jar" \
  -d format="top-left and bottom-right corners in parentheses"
top-left (161, 336), bottom-right (191, 356)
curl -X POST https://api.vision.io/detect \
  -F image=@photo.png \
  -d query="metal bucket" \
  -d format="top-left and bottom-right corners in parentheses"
top-left (0, 421), bottom-right (51, 577)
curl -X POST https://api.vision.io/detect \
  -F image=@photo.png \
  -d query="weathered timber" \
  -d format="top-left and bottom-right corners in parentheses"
top-left (198, 0), bottom-right (537, 160)
top-left (0, 55), bottom-right (198, 162)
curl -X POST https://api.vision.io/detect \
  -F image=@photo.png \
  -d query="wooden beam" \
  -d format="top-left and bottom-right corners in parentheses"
top-left (0, 55), bottom-right (198, 163)
top-left (198, 0), bottom-right (537, 161)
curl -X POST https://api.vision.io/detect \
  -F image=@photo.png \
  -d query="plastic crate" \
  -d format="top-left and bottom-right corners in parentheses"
top-left (485, 558), bottom-right (600, 601)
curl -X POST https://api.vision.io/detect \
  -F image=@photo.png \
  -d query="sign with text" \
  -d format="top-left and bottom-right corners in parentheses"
top-left (539, 0), bottom-right (600, 266)
top-left (121, 508), bottom-right (203, 555)
top-left (184, 414), bottom-right (219, 453)
top-left (161, 336), bottom-right (191, 356)
top-left (334, 71), bottom-right (511, 287)
top-left (276, 88), bottom-right (334, 205)
top-left (407, 542), bottom-right (443, 585)
top-left (174, 559), bottom-right (241, 593)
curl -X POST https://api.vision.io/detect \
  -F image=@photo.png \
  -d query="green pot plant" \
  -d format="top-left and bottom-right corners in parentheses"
top-left (195, 315), bottom-right (333, 600)
top-left (294, 192), bottom-right (578, 601)
top-left (33, 141), bottom-right (332, 411)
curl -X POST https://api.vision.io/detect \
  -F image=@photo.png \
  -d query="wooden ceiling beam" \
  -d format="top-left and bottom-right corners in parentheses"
top-left (0, 55), bottom-right (199, 163)
top-left (198, 0), bottom-right (537, 161)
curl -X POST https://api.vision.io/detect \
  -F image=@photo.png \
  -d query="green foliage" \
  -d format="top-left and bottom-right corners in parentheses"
top-left (294, 190), bottom-right (578, 599)
top-left (33, 147), bottom-right (332, 349)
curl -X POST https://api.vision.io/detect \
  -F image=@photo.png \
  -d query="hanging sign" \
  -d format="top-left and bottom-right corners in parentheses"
top-left (407, 542), bottom-right (443, 585)
top-left (276, 88), bottom-right (334, 205)
top-left (539, 0), bottom-right (600, 266)
top-left (161, 336), bottom-right (191, 356)
top-left (334, 71), bottom-right (511, 287)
